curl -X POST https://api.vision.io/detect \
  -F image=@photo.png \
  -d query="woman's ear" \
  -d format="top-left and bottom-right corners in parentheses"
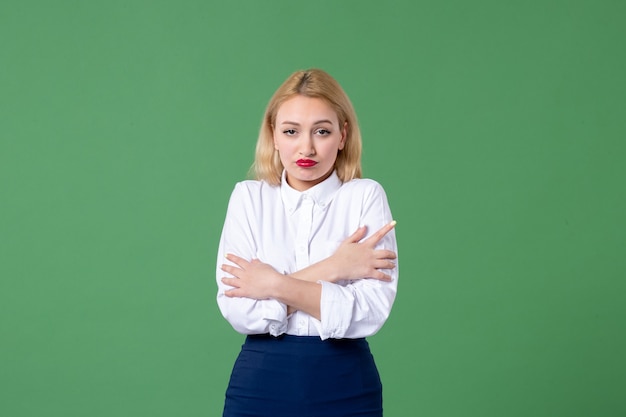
top-left (339, 122), bottom-right (348, 150)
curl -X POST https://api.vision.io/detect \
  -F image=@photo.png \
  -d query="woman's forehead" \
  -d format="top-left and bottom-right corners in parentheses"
top-left (276, 96), bottom-right (339, 124)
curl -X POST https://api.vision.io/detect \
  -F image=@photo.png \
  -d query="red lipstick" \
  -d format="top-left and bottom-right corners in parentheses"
top-left (296, 159), bottom-right (318, 167)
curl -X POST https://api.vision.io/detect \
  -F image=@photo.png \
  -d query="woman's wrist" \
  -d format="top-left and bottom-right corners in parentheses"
top-left (291, 257), bottom-right (340, 283)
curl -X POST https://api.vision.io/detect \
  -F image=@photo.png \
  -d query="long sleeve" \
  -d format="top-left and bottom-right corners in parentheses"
top-left (315, 181), bottom-right (398, 340)
top-left (216, 183), bottom-right (289, 336)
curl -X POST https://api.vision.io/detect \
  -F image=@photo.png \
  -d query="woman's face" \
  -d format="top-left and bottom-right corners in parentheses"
top-left (273, 95), bottom-right (346, 191)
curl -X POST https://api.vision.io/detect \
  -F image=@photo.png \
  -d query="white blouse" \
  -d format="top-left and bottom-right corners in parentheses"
top-left (216, 170), bottom-right (398, 340)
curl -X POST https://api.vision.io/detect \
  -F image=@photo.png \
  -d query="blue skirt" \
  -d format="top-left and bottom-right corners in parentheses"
top-left (223, 334), bottom-right (383, 417)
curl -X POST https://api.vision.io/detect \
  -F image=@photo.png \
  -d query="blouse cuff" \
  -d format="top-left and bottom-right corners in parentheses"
top-left (264, 300), bottom-right (289, 336)
top-left (317, 281), bottom-right (354, 340)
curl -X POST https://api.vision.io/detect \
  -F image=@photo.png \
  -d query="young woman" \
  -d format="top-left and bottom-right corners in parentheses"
top-left (216, 69), bottom-right (399, 417)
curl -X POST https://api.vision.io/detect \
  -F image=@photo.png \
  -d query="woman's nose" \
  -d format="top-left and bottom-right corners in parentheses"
top-left (299, 135), bottom-right (315, 156)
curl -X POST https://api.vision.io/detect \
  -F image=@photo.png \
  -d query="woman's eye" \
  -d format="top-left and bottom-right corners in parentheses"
top-left (283, 129), bottom-right (297, 135)
top-left (316, 129), bottom-right (331, 136)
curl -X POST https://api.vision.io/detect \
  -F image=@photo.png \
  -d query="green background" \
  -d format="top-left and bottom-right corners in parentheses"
top-left (1, 1), bottom-right (624, 416)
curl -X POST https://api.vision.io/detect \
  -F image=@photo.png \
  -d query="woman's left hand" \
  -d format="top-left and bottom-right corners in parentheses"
top-left (221, 254), bottom-right (283, 300)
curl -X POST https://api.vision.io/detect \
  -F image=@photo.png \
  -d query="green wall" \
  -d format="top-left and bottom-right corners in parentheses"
top-left (1, 1), bottom-right (624, 416)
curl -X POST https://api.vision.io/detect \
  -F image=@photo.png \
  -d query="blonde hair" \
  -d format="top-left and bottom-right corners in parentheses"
top-left (252, 69), bottom-right (362, 185)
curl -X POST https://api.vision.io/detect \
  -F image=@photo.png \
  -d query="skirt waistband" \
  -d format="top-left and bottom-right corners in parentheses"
top-left (244, 334), bottom-right (370, 355)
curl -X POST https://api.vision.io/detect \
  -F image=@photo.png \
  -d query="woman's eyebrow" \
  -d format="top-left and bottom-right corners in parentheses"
top-left (279, 119), bottom-right (334, 126)
top-left (312, 119), bottom-right (333, 125)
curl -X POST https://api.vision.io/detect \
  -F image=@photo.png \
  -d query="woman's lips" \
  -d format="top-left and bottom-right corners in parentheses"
top-left (296, 159), bottom-right (318, 167)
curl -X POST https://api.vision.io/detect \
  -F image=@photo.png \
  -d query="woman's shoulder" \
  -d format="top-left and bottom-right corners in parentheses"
top-left (340, 177), bottom-right (386, 194)
top-left (335, 177), bottom-right (389, 204)
top-left (229, 179), bottom-right (280, 200)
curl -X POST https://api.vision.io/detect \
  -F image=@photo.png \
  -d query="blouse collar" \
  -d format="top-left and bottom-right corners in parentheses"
top-left (280, 170), bottom-right (342, 214)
